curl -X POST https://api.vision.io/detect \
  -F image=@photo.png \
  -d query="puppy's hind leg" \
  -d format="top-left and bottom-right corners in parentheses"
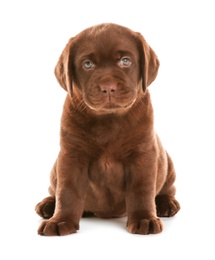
top-left (35, 196), bottom-right (55, 219)
top-left (156, 153), bottom-right (180, 217)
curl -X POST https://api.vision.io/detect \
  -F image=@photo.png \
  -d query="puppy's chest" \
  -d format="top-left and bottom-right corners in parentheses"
top-left (89, 153), bottom-right (125, 189)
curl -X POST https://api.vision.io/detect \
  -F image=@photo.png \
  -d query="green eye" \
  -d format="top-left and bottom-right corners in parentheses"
top-left (118, 57), bottom-right (131, 67)
top-left (83, 60), bottom-right (95, 70)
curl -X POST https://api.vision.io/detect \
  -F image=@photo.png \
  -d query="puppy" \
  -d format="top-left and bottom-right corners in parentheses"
top-left (35, 23), bottom-right (180, 236)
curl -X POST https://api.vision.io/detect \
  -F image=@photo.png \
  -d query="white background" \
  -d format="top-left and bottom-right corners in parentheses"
top-left (0, 0), bottom-right (214, 259)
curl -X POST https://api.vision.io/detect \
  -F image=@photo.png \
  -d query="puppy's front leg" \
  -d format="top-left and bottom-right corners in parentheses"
top-left (126, 161), bottom-right (163, 235)
top-left (38, 153), bottom-right (88, 236)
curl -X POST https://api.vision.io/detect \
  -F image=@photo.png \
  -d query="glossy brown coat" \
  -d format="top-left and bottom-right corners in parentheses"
top-left (35, 23), bottom-right (180, 236)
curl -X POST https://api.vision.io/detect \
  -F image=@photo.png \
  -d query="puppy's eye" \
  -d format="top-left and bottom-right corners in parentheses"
top-left (83, 60), bottom-right (95, 70)
top-left (118, 57), bottom-right (132, 68)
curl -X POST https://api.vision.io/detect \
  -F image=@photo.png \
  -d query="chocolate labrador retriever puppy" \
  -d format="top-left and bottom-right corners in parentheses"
top-left (35, 23), bottom-right (180, 236)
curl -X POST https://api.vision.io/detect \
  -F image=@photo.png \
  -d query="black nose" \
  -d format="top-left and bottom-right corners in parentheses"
top-left (100, 83), bottom-right (117, 94)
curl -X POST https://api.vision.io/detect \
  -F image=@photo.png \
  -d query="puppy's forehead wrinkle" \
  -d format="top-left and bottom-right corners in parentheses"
top-left (74, 24), bottom-right (139, 59)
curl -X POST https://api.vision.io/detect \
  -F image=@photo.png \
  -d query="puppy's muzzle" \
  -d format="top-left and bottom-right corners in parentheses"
top-left (100, 82), bottom-right (117, 96)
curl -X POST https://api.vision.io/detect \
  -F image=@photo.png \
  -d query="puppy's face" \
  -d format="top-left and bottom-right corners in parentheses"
top-left (55, 24), bottom-right (160, 115)
top-left (73, 28), bottom-right (140, 114)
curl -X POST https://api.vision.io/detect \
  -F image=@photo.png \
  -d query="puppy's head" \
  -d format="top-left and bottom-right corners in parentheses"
top-left (55, 23), bottom-right (159, 114)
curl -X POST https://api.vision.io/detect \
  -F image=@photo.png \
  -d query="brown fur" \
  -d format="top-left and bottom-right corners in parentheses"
top-left (35, 23), bottom-right (180, 236)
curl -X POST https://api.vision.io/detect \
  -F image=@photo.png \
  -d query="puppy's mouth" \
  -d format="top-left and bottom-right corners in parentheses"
top-left (85, 98), bottom-right (136, 114)
top-left (82, 82), bottom-right (138, 114)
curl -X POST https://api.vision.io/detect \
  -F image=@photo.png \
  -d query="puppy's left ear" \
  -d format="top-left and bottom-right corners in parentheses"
top-left (54, 37), bottom-right (75, 97)
top-left (136, 33), bottom-right (160, 92)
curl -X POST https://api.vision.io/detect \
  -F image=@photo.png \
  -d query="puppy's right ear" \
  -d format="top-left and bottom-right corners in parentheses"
top-left (54, 37), bottom-right (75, 97)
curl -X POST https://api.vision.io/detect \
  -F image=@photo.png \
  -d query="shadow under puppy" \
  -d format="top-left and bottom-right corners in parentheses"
top-left (35, 23), bottom-right (180, 236)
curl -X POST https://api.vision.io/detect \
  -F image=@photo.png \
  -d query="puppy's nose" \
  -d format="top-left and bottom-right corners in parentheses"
top-left (100, 83), bottom-right (117, 94)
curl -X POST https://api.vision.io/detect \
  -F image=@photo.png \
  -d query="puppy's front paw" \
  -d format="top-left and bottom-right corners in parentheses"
top-left (38, 218), bottom-right (79, 236)
top-left (127, 217), bottom-right (163, 235)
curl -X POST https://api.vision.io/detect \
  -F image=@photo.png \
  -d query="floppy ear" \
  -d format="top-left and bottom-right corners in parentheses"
top-left (136, 33), bottom-right (160, 92)
top-left (54, 37), bottom-right (75, 97)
